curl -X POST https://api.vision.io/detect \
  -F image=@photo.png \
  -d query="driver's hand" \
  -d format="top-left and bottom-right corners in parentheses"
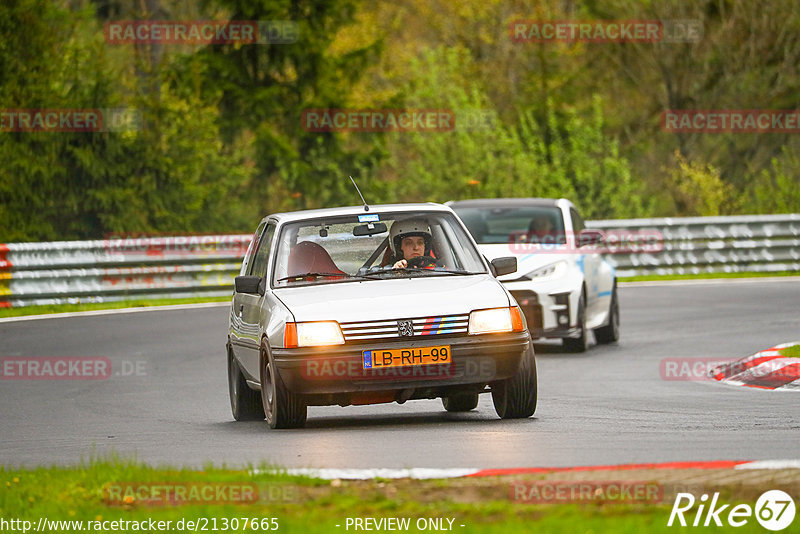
top-left (393, 259), bottom-right (408, 269)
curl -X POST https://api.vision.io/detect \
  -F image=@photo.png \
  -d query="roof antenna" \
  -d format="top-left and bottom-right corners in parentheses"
top-left (349, 175), bottom-right (370, 211)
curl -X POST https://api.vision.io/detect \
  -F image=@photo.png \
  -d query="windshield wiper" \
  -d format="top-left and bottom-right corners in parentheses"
top-left (278, 272), bottom-right (385, 283)
top-left (278, 272), bottom-right (350, 282)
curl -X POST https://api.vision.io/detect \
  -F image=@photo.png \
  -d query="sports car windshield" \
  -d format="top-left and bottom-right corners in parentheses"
top-left (452, 206), bottom-right (567, 245)
top-left (272, 211), bottom-right (487, 287)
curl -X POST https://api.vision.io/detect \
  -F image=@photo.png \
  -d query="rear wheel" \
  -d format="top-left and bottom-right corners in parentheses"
top-left (492, 344), bottom-right (537, 419)
top-left (227, 345), bottom-right (264, 421)
top-left (562, 292), bottom-right (588, 353)
top-left (260, 343), bottom-right (307, 429)
top-left (594, 285), bottom-right (620, 344)
top-left (442, 392), bottom-right (479, 412)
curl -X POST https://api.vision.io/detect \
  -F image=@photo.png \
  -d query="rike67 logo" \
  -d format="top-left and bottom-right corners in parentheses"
top-left (668, 490), bottom-right (796, 531)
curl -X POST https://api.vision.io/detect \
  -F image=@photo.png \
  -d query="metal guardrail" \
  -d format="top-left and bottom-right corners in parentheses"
top-left (587, 213), bottom-right (800, 277)
top-left (0, 235), bottom-right (252, 307)
top-left (1, 214), bottom-right (798, 307)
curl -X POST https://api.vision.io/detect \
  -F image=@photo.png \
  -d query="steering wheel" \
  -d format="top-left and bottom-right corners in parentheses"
top-left (407, 255), bottom-right (443, 269)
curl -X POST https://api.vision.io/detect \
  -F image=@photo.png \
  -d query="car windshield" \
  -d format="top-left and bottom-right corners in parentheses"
top-left (452, 206), bottom-right (567, 245)
top-left (271, 211), bottom-right (487, 287)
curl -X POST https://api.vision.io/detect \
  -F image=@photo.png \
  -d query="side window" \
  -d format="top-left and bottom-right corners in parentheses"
top-left (570, 208), bottom-right (585, 233)
top-left (240, 221), bottom-right (266, 275)
top-left (248, 223), bottom-right (276, 278)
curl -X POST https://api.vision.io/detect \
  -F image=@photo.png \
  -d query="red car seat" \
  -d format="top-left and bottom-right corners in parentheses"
top-left (287, 241), bottom-right (346, 278)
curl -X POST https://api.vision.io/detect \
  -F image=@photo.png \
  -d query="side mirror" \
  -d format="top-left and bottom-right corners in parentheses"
top-left (578, 229), bottom-right (605, 247)
top-left (235, 275), bottom-right (263, 295)
top-left (490, 257), bottom-right (517, 277)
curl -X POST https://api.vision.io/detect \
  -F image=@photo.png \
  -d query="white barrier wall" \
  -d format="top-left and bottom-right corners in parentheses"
top-left (1, 214), bottom-right (798, 307)
top-left (587, 214), bottom-right (800, 277)
top-left (0, 235), bottom-right (252, 307)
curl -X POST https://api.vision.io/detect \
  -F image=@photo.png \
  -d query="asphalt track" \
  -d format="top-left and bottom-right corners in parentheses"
top-left (1, 280), bottom-right (798, 469)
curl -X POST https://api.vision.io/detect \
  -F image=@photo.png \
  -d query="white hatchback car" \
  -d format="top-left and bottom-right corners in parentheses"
top-left (449, 198), bottom-right (619, 352)
top-left (227, 203), bottom-right (537, 428)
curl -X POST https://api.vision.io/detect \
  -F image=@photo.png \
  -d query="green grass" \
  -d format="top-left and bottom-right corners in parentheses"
top-left (0, 460), bottom-right (777, 533)
top-left (0, 296), bottom-right (230, 319)
top-left (620, 271), bottom-right (800, 282)
top-left (779, 344), bottom-right (800, 358)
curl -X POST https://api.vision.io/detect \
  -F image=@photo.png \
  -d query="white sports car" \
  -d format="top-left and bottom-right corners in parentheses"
top-left (449, 198), bottom-right (619, 352)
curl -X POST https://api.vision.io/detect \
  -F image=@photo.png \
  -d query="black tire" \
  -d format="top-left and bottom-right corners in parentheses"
top-left (491, 344), bottom-right (537, 419)
top-left (227, 345), bottom-right (264, 421)
top-left (260, 342), bottom-right (307, 429)
top-left (442, 392), bottom-right (479, 412)
top-left (594, 284), bottom-right (620, 344)
top-left (562, 292), bottom-right (588, 353)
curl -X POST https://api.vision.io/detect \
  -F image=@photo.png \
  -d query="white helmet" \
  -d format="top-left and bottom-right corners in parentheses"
top-left (389, 217), bottom-right (432, 255)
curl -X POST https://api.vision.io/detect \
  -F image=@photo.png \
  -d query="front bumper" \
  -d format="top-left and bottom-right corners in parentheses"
top-left (271, 331), bottom-right (530, 402)
top-left (508, 287), bottom-right (580, 339)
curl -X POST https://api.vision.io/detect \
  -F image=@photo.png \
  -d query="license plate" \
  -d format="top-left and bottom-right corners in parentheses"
top-left (362, 345), bottom-right (451, 369)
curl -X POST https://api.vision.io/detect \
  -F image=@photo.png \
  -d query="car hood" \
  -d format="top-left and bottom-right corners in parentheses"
top-left (274, 274), bottom-right (510, 323)
top-left (477, 244), bottom-right (579, 281)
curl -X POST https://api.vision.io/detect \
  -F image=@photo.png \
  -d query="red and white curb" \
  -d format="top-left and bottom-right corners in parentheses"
top-left (710, 342), bottom-right (800, 390)
top-left (278, 460), bottom-right (800, 480)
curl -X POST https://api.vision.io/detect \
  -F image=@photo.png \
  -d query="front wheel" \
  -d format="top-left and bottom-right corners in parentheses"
top-left (491, 344), bottom-right (537, 419)
top-left (562, 292), bottom-right (588, 353)
top-left (227, 345), bottom-right (264, 421)
top-left (594, 285), bottom-right (619, 344)
top-left (260, 343), bottom-right (307, 429)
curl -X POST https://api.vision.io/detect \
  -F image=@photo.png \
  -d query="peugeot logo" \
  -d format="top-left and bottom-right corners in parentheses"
top-left (397, 320), bottom-right (414, 337)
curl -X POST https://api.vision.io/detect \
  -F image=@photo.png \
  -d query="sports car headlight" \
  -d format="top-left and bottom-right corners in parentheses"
top-left (525, 260), bottom-right (568, 281)
top-left (468, 307), bottom-right (525, 335)
top-left (284, 321), bottom-right (345, 348)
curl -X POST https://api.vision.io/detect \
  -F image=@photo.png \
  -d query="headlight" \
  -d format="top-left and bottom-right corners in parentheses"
top-left (525, 260), bottom-right (568, 281)
top-left (468, 307), bottom-right (525, 335)
top-left (284, 321), bottom-right (345, 348)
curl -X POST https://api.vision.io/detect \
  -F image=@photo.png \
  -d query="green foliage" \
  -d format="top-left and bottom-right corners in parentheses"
top-left (379, 47), bottom-right (644, 219)
top-left (3, 0), bottom-right (800, 243)
top-left (746, 146), bottom-right (800, 214)
top-left (0, 2), bottom-right (112, 241)
top-left (185, 0), bottom-right (384, 214)
top-left (663, 151), bottom-right (731, 216)
top-left (0, 1), bottom-right (255, 241)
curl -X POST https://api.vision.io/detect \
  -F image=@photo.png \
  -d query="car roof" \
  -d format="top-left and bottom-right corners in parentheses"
top-left (447, 198), bottom-right (570, 209)
top-left (264, 202), bottom-right (453, 225)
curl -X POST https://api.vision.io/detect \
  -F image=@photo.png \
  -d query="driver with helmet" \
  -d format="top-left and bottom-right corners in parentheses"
top-left (388, 218), bottom-right (439, 269)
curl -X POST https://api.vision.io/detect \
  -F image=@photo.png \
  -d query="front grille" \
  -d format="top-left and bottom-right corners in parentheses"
top-left (340, 313), bottom-right (470, 343)
top-left (510, 290), bottom-right (543, 330)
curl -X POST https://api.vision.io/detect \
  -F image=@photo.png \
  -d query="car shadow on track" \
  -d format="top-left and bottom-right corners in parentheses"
top-left (532, 341), bottom-right (594, 359)
top-left (303, 412), bottom-right (539, 430)
top-left (212, 410), bottom-right (539, 431)
top-left (532, 339), bottom-right (620, 360)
